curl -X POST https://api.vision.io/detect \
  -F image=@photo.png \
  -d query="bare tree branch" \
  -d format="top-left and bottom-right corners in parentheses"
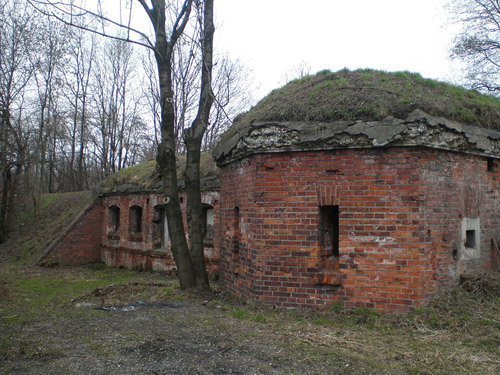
top-left (27, 0), bottom-right (155, 50)
top-left (451, 0), bottom-right (500, 92)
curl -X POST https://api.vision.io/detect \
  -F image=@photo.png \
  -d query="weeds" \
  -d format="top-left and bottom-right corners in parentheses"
top-left (227, 68), bottom-right (500, 140)
top-left (231, 308), bottom-right (267, 323)
top-left (1, 262), bottom-right (498, 375)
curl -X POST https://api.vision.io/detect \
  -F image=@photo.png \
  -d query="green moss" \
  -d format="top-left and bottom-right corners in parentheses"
top-left (327, 302), bottom-right (344, 312)
top-left (40, 193), bottom-right (61, 209)
top-left (1, 267), bottom-right (141, 324)
top-left (99, 160), bottom-right (158, 191)
top-left (335, 77), bottom-right (349, 88)
top-left (3, 190), bottom-right (94, 265)
top-left (227, 69), bottom-right (500, 135)
top-left (99, 152), bottom-right (219, 194)
top-left (312, 316), bottom-right (333, 326)
top-left (232, 308), bottom-right (250, 319)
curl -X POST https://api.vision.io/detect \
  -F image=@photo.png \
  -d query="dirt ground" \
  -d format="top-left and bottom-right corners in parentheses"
top-left (1, 264), bottom-right (499, 375)
top-left (3, 298), bottom-right (330, 375)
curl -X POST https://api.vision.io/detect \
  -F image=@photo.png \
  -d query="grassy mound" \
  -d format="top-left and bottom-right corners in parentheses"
top-left (235, 69), bottom-right (500, 128)
top-left (99, 160), bottom-right (159, 192)
top-left (99, 153), bottom-right (220, 194)
top-left (0, 191), bottom-right (94, 264)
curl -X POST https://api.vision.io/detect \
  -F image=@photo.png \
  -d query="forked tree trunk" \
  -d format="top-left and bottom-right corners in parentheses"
top-left (184, 0), bottom-right (214, 288)
top-left (147, 0), bottom-right (197, 290)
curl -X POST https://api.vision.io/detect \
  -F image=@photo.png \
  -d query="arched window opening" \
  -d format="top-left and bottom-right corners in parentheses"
top-left (108, 205), bottom-right (120, 233)
top-left (129, 205), bottom-right (143, 241)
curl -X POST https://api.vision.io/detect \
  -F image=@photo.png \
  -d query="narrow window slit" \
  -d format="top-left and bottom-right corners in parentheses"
top-left (319, 205), bottom-right (339, 262)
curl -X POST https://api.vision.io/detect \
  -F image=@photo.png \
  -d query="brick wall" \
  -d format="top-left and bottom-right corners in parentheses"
top-left (217, 147), bottom-right (500, 312)
top-left (44, 201), bottom-right (103, 265)
top-left (101, 191), bottom-right (220, 273)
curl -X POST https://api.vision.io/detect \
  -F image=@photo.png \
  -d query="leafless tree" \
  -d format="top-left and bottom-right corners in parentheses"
top-left (0, 2), bottom-right (37, 241)
top-left (142, 43), bottom-right (253, 153)
top-left (27, 0), bottom-right (215, 289)
top-left (62, 28), bottom-right (96, 190)
top-left (203, 56), bottom-right (253, 151)
top-left (30, 15), bottom-right (70, 213)
top-left (87, 36), bottom-right (146, 179)
top-left (450, 0), bottom-right (500, 92)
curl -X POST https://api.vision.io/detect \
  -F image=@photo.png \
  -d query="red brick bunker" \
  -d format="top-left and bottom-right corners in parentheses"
top-left (38, 158), bottom-right (220, 274)
top-left (214, 107), bottom-right (500, 312)
top-left (100, 190), bottom-right (219, 273)
top-left (39, 70), bottom-right (500, 312)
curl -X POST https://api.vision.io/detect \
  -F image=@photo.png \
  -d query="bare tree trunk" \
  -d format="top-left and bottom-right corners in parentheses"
top-left (184, 0), bottom-right (214, 287)
top-left (145, 0), bottom-right (197, 290)
top-left (157, 63), bottom-right (196, 289)
top-left (0, 165), bottom-right (11, 243)
top-left (28, 0), bottom-right (218, 290)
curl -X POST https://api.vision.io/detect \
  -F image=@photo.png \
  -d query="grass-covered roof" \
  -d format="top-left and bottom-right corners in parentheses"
top-left (98, 153), bottom-right (220, 194)
top-left (235, 69), bottom-right (500, 127)
top-left (214, 69), bottom-right (500, 165)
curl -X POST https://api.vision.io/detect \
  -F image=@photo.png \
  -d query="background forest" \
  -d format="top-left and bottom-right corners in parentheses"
top-left (0, 0), bottom-right (252, 242)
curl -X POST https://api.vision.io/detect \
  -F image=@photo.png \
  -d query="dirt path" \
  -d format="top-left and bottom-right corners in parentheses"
top-left (1, 265), bottom-right (499, 375)
top-left (2, 299), bottom-right (370, 374)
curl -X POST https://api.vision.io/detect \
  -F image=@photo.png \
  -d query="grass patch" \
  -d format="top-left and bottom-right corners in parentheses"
top-left (99, 152), bottom-right (220, 194)
top-left (40, 193), bottom-right (61, 210)
top-left (223, 69), bottom-right (500, 148)
top-left (1, 262), bottom-right (498, 375)
top-left (231, 308), bottom-right (267, 323)
top-left (0, 265), bottom-right (167, 327)
top-left (99, 160), bottom-right (158, 191)
top-left (12, 269), bottom-right (139, 309)
top-left (0, 191), bottom-right (94, 264)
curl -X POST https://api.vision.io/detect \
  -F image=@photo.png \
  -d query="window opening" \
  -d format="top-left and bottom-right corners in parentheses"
top-left (319, 205), bottom-right (339, 260)
top-left (153, 205), bottom-right (166, 249)
top-left (233, 206), bottom-right (240, 261)
top-left (129, 205), bottom-right (143, 241)
top-left (108, 205), bottom-right (120, 232)
top-left (487, 158), bottom-right (495, 172)
top-left (460, 217), bottom-right (481, 260)
top-left (465, 229), bottom-right (477, 249)
top-left (202, 205), bottom-right (214, 244)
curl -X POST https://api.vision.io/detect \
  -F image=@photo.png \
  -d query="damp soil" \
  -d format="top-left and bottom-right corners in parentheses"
top-left (1, 265), bottom-right (499, 375)
top-left (0, 266), bottom-right (374, 375)
top-left (4, 300), bottom-right (323, 375)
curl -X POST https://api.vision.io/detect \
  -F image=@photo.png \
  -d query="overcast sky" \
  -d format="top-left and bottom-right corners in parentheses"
top-left (213, 0), bottom-right (462, 102)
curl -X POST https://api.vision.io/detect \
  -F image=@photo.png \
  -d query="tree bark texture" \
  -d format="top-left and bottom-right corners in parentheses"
top-left (184, 0), bottom-right (214, 287)
top-left (141, 0), bottom-right (198, 290)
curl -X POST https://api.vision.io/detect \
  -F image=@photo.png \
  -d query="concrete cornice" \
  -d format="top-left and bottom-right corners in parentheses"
top-left (214, 109), bottom-right (500, 166)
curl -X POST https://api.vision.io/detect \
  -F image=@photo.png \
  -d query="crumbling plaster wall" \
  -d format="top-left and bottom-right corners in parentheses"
top-left (418, 150), bottom-right (500, 298)
top-left (214, 110), bottom-right (500, 165)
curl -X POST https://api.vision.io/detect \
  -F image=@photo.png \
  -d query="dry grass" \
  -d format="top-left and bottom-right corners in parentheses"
top-left (0, 262), bottom-right (498, 374)
top-left (0, 284), bottom-right (8, 300)
top-left (99, 152), bottom-right (219, 194)
top-left (0, 191), bottom-right (94, 264)
top-left (301, 273), bottom-right (500, 374)
top-left (224, 69), bottom-right (500, 146)
top-left (220, 271), bottom-right (500, 375)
